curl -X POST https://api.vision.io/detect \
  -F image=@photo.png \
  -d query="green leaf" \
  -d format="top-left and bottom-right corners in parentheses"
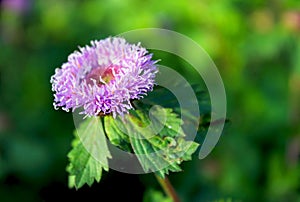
top-left (67, 117), bottom-right (111, 189)
top-left (105, 106), bottom-right (199, 178)
top-left (143, 189), bottom-right (172, 202)
top-left (104, 115), bottom-right (132, 152)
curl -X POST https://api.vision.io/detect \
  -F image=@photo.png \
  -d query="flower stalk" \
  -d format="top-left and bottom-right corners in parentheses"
top-left (155, 174), bottom-right (181, 202)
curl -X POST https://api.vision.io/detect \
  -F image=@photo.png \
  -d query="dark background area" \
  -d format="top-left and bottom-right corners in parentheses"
top-left (0, 0), bottom-right (300, 201)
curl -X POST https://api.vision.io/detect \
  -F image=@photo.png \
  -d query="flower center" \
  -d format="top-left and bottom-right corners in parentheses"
top-left (85, 67), bottom-right (114, 86)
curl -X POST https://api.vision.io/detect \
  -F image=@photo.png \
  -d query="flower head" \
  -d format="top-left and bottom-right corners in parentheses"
top-left (50, 37), bottom-right (158, 118)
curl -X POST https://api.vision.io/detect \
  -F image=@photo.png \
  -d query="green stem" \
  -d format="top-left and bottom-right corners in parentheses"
top-left (155, 174), bottom-right (181, 202)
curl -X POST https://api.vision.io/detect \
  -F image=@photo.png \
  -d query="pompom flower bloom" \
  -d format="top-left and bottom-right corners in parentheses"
top-left (50, 37), bottom-right (158, 118)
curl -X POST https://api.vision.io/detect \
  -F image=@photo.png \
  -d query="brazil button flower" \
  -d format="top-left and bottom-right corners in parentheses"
top-left (50, 37), bottom-right (158, 117)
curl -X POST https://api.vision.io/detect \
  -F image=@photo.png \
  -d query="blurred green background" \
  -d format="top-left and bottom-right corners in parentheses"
top-left (1, 0), bottom-right (300, 201)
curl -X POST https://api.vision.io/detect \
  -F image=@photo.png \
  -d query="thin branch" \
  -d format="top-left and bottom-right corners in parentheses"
top-left (155, 174), bottom-right (181, 202)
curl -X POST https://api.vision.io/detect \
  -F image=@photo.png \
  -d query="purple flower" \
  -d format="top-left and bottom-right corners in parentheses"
top-left (50, 37), bottom-right (158, 118)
